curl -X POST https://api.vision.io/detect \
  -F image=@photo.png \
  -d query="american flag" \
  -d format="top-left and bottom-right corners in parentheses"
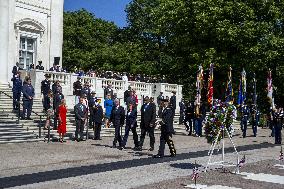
top-left (239, 155), bottom-right (246, 168)
top-left (191, 166), bottom-right (199, 180)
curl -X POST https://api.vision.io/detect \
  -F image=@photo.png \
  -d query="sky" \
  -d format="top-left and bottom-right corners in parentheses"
top-left (64, 0), bottom-right (132, 28)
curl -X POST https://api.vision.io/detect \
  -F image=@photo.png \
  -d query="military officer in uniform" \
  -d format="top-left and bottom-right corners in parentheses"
top-left (88, 91), bottom-right (97, 128)
top-left (74, 96), bottom-right (88, 141)
top-left (22, 78), bottom-right (34, 120)
top-left (273, 107), bottom-right (283, 144)
top-left (73, 77), bottom-right (82, 104)
top-left (41, 74), bottom-right (51, 111)
top-left (154, 99), bottom-right (176, 158)
top-left (11, 72), bottom-right (22, 111)
top-left (81, 82), bottom-right (91, 100)
top-left (170, 91), bottom-right (177, 118)
top-left (53, 88), bottom-right (64, 130)
top-left (110, 99), bottom-right (125, 148)
top-left (179, 98), bottom-right (185, 124)
top-left (184, 101), bottom-right (195, 135)
top-left (240, 104), bottom-right (250, 138)
top-left (138, 96), bottom-right (156, 151)
top-left (251, 105), bottom-right (259, 137)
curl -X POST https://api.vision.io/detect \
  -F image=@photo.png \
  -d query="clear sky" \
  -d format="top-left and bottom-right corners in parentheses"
top-left (64, 0), bottom-right (132, 28)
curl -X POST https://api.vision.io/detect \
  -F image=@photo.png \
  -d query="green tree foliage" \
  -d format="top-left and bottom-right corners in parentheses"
top-left (63, 1), bottom-right (284, 109)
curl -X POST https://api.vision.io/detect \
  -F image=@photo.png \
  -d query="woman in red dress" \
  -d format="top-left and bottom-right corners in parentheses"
top-left (57, 99), bottom-right (67, 143)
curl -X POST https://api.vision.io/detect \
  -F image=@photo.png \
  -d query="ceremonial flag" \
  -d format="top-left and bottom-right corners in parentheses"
top-left (238, 155), bottom-right (246, 168)
top-left (195, 65), bottom-right (203, 106)
top-left (267, 69), bottom-right (275, 109)
top-left (207, 63), bottom-right (214, 107)
top-left (225, 66), bottom-right (233, 103)
top-left (252, 73), bottom-right (257, 106)
top-left (237, 69), bottom-right (246, 105)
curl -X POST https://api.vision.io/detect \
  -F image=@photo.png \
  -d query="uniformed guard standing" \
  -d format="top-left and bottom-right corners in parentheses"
top-left (154, 99), bottom-right (176, 158)
top-left (251, 105), bottom-right (259, 137)
top-left (184, 102), bottom-right (194, 135)
top-left (110, 99), bottom-right (125, 148)
top-left (93, 99), bottom-right (103, 140)
top-left (21, 78), bottom-right (34, 120)
top-left (169, 91), bottom-right (177, 118)
top-left (73, 77), bottom-right (82, 104)
top-left (41, 74), bottom-right (51, 111)
top-left (53, 88), bottom-right (64, 130)
top-left (11, 72), bottom-right (22, 111)
top-left (88, 91), bottom-right (97, 128)
top-left (74, 96), bottom-right (88, 142)
top-left (179, 99), bottom-right (185, 124)
top-left (273, 107), bottom-right (283, 144)
top-left (240, 104), bottom-right (250, 138)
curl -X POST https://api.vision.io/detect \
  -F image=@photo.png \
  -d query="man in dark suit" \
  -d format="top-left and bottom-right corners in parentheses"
top-left (138, 96), bottom-right (156, 151)
top-left (104, 84), bottom-right (114, 100)
top-left (11, 72), bottom-right (22, 111)
top-left (110, 99), bottom-right (125, 148)
top-left (22, 78), bottom-right (34, 120)
top-left (41, 74), bottom-right (51, 111)
top-left (154, 99), bottom-right (176, 158)
top-left (74, 96), bottom-right (88, 141)
top-left (36, 61), bottom-right (44, 70)
top-left (88, 91), bottom-right (97, 129)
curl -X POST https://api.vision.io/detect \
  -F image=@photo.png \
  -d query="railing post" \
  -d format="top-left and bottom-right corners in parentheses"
top-left (39, 115), bottom-right (42, 138)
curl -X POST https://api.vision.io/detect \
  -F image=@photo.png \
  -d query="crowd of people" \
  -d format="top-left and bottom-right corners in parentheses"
top-left (9, 61), bottom-right (283, 158)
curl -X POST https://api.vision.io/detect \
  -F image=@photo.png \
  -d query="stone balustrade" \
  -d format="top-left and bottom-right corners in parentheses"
top-left (18, 70), bottom-right (183, 109)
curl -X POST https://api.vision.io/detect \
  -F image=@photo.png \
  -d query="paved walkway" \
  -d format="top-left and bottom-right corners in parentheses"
top-left (0, 127), bottom-right (282, 189)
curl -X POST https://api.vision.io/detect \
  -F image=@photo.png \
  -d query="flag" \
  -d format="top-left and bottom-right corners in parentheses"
top-left (225, 66), bottom-right (233, 103)
top-left (252, 73), bottom-right (257, 105)
top-left (267, 69), bottom-right (275, 109)
top-left (239, 155), bottom-right (246, 168)
top-left (191, 166), bottom-right (199, 180)
top-left (237, 69), bottom-right (246, 105)
top-left (207, 63), bottom-right (214, 107)
top-left (195, 65), bottom-right (203, 106)
top-left (279, 146), bottom-right (283, 161)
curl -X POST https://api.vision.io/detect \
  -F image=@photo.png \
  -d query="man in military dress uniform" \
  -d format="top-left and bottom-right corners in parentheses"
top-left (73, 77), bottom-right (82, 105)
top-left (138, 96), bottom-right (156, 151)
top-left (179, 98), bottom-right (185, 124)
top-left (81, 82), bottom-right (91, 100)
top-left (74, 96), bottom-right (88, 141)
top-left (41, 74), bottom-right (51, 111)
top-left (22, 78), bottom-right (34, 120)
top-left (273, 107), bottom-right (283, 144)
top-left (170, 91), bottom-right (177, 118)
top-left (251, 105), bottom-right (259, 137)
top-left (184, 102), bottom-right (195, 135)
top-left (154, 99), bottom-right (176, 158)
top-left (240, 104), bottom-right (250, 138)
top-left (11, 72), bottom-right (22, 111)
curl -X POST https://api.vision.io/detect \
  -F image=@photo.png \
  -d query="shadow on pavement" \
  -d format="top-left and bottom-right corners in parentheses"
top-left (0, 142), bottom-right (275, 188)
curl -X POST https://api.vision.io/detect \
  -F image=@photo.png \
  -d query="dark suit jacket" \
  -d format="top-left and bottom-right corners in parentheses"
top-left (126, 109), bottom-right (137, 127)
top-left (160, 107), bottom-right (174, 134)
top-left (53, 93), bottom-right (64, 111)
top-left (140, 102), bottom-right (156, 128)
top-left (93, 105), bottom-right (103, 123)
top-left (110, 106), bottom-right (125, 127)
top-left (74, 103), bottom-right (87, 120)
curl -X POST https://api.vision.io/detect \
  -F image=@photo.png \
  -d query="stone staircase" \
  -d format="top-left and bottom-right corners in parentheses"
top-left (0, 83), bottom-right (187, 143)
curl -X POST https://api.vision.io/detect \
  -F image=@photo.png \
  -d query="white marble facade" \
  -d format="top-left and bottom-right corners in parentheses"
top-left (0, 0), bottom-right (64, 84)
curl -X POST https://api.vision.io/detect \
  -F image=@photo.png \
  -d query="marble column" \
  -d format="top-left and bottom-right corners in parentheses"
top-left (0, 0), bottom-right (10, 84)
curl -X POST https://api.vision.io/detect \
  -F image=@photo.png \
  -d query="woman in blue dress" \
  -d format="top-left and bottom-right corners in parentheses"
top-left (104, 93), bottom-right (113, 128)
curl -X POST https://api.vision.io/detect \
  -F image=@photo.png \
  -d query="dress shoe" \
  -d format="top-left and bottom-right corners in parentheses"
top-left (153, 154), bottom-right (163, 158)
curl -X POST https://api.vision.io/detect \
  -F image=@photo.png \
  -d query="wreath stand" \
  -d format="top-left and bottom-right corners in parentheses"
top-left (205, 125), bottom-right (240, 173)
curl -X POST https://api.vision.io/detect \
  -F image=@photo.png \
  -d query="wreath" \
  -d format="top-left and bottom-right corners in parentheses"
top-left (205, 102), bottom-right (236, 144)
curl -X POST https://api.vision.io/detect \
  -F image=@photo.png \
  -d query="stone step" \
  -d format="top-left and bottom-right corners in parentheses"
top-left (0, 138), bottom-right (43, 144)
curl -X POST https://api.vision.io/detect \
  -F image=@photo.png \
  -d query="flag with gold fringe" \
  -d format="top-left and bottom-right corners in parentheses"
top-left (207, 63), bottom-right (214, 107)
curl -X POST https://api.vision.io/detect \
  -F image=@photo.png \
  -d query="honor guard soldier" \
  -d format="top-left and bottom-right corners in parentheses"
top-left (240, 104), bottom-right (250, 138)
top-left (184, 102), bottom-right (195, 135)
top-left (73, 77), bottom-right (82, 104)
top-left (154, 98), bottom-right (176, 158)
top-left (251, 105), bottom-right (259, 137)
top-left (41, 74), bottom-right (51, 111)
top-left (88, 91), bottom-right (97, 128)
top-left (11, 72), bottom-right (22, 111)
top-left (53, 88), bottom-right (64, 130)
top-left (110, 99), bottom-right (125, 148)
top-left (74, 96), bottom-right (88, 142)
top-left (93, 99), bottom-right (103, 140)
top-left (179, 98), bottom-right (185, 124)
top-left (36, 61), bottom-right (44, 70)
top-left (21, 78), bottom-right (34, 120)
top-left (273, 107), bottom-right (283, 144)
top-left (170, 91), bottom-right (177, 118)
top-left (138, 96), bottom-right (156, 151)
top-left (81, 82), bottom-right (91, 100)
